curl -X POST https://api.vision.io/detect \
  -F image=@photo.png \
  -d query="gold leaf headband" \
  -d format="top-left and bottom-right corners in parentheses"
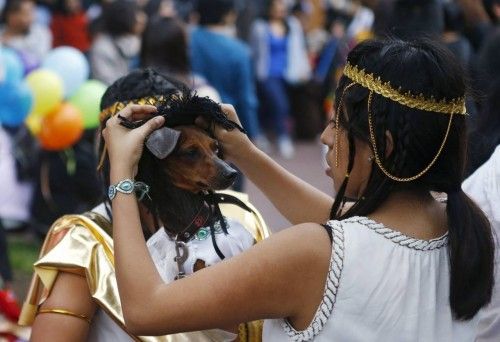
top-left (99, 95), bottom-right (166, 123)
top-left (97, 95), bottom-right (166, 171)
top-left (343, 63), bottom-right (466, 115)
top-left (335, 63), bottom-right (466, 182)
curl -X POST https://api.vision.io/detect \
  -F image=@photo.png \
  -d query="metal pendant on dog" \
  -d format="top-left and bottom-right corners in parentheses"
top-left (174, 240), bottom-right (188, 280)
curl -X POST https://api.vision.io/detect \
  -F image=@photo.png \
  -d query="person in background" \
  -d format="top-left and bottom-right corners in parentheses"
top-left (0, 221), bottom-right (13, 293)
top-left (476, 25), bottom-right (500, 96)
top-left (462, 145), bottom-right (500, 341)
top-left (0, 125), bottom-right (35, 233)
top-left (89, 0), bottom-right (146, 85)
top-left (0, 221), bottom-right (21, 324)
top-left (466, 79), bottom-right (500, 176)
top-left (314, 8), bottom-right (350, 125)
top-left (250, 0), bottom-right (310, 158)
top-left (0, 124), bottom-right (34, 325)
top-left (286, 0), bottom-right (324, 141)
top-left (234, 0), bottom-right (263, 41)
top-left (142, 0), bottom-right (176, 19)
top-left (141, 16), bottom-right (220, 102)
top-left (190, 0), bottom-right (265, 149)
top-left (50, 0), bottom-right (91, 53)
top-left (387, 0), bottom-right (444, 40)
top-left (459, 0), bottom-right (499, 51)
top-left (344, 1), bottom-right (374, 42)
top-left (30, 130), bottom-right (103, 237)
top-left (0, 0), bottom-right (52, 61)
top-left (441, 1), bottom-right (478, 123)
top-left (442, 1), bottom-right (473, 69)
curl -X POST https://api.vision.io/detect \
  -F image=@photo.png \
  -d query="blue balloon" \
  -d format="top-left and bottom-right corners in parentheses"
top-left (42, 46), bottom-right (90, 98)
top-left (0, 82), bottom-right (33, 127)
top-left (1, 48), bottom-right (24, 84)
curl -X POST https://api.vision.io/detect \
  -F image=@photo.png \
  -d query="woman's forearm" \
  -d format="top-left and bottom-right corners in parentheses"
top-left (234, 146), bottom-right (333, 226)
top-left (110, 168), bottom-right (165, 324)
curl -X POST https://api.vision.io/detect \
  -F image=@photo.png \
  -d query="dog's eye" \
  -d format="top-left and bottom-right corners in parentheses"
top-left (182, 148), bottom-right (199, 158)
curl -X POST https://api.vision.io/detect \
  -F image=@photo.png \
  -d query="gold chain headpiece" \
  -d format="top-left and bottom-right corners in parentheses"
top-left (343, 63), bottom-right (466, 115)
top-left (367, 92), bottom-right (454, 182)
top-left (97, 95), bottom-right (166, 171)
top-left (334, 63), bottom-right (466, 182)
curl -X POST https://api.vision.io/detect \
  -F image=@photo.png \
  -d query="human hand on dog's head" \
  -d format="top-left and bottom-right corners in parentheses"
top-left (102, 104), bottom-right (164, 179)
top-left (196, 104), bottom-right (254, 163)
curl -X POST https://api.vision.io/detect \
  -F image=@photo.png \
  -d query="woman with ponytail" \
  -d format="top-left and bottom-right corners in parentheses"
top-left (104, 38), bottom-right (494, 340)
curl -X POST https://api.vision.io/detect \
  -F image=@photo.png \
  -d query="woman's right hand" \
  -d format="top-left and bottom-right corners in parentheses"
top-left (102, 104), bottom-right (163, 180)
top-left (209, 104), bottom-right (257, 163)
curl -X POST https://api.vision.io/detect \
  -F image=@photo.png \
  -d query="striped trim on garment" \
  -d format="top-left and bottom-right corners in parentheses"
top-left (343, 216), bottom-right (448, 251)
top-left (281, 220), bottom-right (345, 341)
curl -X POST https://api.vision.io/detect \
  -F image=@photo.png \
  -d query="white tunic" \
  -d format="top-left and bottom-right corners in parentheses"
top-left (147, 217), bottom-right (255, 282)
top-left (88, 204), bottom-right (254, 341)
top-left (263, 217), bottom-right (478, 341)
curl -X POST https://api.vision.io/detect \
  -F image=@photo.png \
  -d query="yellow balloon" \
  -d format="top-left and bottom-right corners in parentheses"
top-left (25, 112), bottom-right (43, 136)
top-left (26, 69), bottom-right (64, 116)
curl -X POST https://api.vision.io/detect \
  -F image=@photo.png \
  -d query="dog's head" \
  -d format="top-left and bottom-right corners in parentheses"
top-left (146, 125), bottom-right (237, 193)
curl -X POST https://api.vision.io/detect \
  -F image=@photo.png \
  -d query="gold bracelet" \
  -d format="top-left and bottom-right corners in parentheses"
top-left (37, 308), bottom-right (91, 324)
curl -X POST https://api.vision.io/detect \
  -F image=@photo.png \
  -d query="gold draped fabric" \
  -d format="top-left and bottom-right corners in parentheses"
top-left (19, 190), bottom-right (269, 342)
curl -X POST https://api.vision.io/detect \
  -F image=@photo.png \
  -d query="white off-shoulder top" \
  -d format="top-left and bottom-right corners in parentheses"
top-left (263, 217), bottom-right (478, 341)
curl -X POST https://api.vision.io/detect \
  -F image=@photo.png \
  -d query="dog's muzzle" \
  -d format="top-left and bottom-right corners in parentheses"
top-left (213, 158), bottom-right (238, 189)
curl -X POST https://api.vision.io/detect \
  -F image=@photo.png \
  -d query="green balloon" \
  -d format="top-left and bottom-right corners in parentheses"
top-left (69, 80), bottom-right (107, 129)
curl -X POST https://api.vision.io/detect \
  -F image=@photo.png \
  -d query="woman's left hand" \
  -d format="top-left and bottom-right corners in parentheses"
top-left (102, 104), bottom-right (164, 178)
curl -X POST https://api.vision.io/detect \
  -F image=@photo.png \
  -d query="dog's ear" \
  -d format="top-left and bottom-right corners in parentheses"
top-left (145, 127), bottom-right (181, 159)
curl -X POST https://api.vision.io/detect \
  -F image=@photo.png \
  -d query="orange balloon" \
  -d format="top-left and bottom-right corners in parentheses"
top-left (39, 103), bottom-right (84, 150)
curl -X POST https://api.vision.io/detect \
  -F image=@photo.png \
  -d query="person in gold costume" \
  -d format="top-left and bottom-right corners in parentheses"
top-left (19, 69), bottom-right (269, 341)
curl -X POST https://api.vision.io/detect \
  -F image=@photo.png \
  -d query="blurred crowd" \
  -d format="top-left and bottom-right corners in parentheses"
top-left (1, 0), bottom-right (500, 314)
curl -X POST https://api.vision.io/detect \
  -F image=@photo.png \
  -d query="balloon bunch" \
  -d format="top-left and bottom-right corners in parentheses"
top-left (0, 46), bottom-right (107, 150)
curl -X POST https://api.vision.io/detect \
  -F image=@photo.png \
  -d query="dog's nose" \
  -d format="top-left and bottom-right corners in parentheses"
top-left (213, 159), bottom-right (238, 189)
top-left (224, 169), bottom-right (238, 181)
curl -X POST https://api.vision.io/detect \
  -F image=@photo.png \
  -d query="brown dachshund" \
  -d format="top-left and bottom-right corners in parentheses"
top-left (147, 125), bottom-right (237, 193)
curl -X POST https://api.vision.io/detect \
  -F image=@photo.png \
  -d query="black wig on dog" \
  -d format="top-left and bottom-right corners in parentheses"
top-left (99, 68), bottom-right (244, 254)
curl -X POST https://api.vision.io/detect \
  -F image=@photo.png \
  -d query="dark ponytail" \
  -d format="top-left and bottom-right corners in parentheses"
top-left (446, 189), bottom-right (494, 319)
top-left (330, 38), bottom-right (495, 319)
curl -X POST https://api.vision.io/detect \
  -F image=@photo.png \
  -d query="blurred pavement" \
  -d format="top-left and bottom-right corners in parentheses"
top-left (244, 140), bottom-right (332, 232)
